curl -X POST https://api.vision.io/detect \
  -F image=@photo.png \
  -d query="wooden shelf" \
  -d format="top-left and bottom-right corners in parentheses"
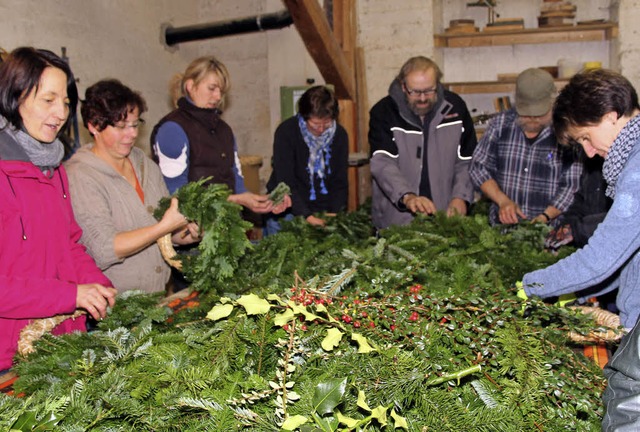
top-left (444, 79), bottom-right (569, 95)
top-left (434, 22), bottom-right (618, 48)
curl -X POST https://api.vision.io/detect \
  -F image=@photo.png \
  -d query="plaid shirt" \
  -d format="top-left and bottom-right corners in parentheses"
top-left (470, 109), bottom-right (582, 224)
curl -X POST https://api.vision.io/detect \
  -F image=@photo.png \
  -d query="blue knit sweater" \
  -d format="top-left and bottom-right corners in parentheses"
top-left (523, 136), bottom-right (640, 328)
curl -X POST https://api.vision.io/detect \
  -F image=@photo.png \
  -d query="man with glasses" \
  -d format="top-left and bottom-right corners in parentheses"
top-left (469, 68), bottom-right (582, 226)
top-left (369, 56), bottom-right (477, 230)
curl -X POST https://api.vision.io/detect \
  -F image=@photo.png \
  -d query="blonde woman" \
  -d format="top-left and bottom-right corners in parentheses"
top-left (151, 55), bottom-right (290, 213)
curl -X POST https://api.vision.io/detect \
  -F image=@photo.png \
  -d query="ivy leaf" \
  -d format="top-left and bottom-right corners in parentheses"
top-left (321, 328), bottom-right (343, 351)
top-left (274, 309), bottom-right (295, 326)
top-left (206, 304), bottom-right (234, 321)
top-left (236, 294), bottom-right (271, 315)
top-left (371, 405), bottom-right (388, 426)
top-left (351, 333), bottom-right (376, 353)
top-left (357, 390), bottom-right (371, 411)
top-left (337, 410), bottom-right (359, 428)
top-left (313, 377), bottom-right (347, 415)
top-left (391, 409), bottom-right (408, 430)
top-left (281, 415), bottom-right (308, 430)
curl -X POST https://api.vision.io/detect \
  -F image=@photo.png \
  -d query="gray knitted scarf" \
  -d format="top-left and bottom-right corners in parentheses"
top-left (602, 114), bottom-right (640, 199)
top-left (0, 115), bottom-right (64, 173)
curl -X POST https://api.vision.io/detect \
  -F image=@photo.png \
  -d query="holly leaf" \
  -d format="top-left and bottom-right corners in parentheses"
top-left (206, 304), bottom-right (234, 321)
top-left (10, 411), bottom-right (37, 430)
top-left (337, 411), bottom-right (359, 428)
top-left (274, 309), bottom-right (296, 326)
top-left (352, 333), bottom-right (376, 353)
top-left (321, 328), bottom-right (343, 351)
top-left (236, 294), bottom-right (271, 315)
top-left (391, 409), bottom-right (408, 430)
top-left (371, 405), bottom-right (388, 426)
top-left (313, 377), bottom-right (347, 415)
top-left (357, 390), bottom-right (371, 411)
top-left (288, 300), bottom-right (321, 321)
top-left (281, 415), bottom-right (308, 430)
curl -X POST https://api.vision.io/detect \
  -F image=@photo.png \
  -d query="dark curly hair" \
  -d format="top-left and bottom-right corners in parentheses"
top-left (0, 46), bottom-right (78, 130)
top-left (81, 79), bottom-right (147, 133)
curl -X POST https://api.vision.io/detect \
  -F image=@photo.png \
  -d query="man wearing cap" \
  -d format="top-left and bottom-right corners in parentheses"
top-left (469, 67), bottom-right (582, 225)
top-left (369, 56), bottom-right (477, 230)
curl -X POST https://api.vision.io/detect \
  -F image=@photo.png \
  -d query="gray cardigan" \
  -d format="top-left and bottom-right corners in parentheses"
top-left (64, 144), bottom-right (171, 293)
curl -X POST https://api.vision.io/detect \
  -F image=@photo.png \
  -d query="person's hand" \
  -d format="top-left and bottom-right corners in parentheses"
top-left (272, 194), bottom-right (292, 215)
top-left (76, 284), bottom-right (117, 320)
top-left (544, 224), bottom-right (574, 250)
top-left (446, 198), bottom-right (468, 217)
top-left (403, 194), bottom-right (437, 215)
top-left (306, 215), bottom-right (326, 227)
top-left (229, 192), bottom-right (274, 214)
top-left (161, 197), bottom-right (189, 233)
top-left (497, 199), bottom-right (526, 224)
top-left (531, 213), bottom-right (550, 224)
top-left (173, 221), bottom-right (202, 245)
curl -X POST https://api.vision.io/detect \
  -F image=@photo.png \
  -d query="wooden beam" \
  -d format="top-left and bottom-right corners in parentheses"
top-left (282, 0), bottom-right (356, 100)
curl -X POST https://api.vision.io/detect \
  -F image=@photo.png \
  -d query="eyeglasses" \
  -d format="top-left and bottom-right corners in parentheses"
top-left (113, 118), bottom-right (145, 130)
top-left (404, 85), bottom-right (437, 97)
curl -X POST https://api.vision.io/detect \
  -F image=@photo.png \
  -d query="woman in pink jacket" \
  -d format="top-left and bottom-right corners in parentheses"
top-left (0, 47), bottom-right (117, 372)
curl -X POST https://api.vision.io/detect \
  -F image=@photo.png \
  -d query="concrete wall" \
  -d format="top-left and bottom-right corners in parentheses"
top-left (0, 0), bottom-right (320, 187)
top-left (0, 0), bottom-right (201, 150)
top-left (0, 0), bottom-right (636, 193)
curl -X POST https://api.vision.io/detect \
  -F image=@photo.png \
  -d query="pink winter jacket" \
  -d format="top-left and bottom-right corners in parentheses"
top-left (0, 159), bottom-right (112, 370)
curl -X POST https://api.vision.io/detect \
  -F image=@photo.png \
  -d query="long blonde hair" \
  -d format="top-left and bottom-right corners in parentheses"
top-left (170, 55), bottom-right (231, 109)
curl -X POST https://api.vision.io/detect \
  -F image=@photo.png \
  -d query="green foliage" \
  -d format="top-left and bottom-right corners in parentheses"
top-left (268, 182), bottom-right (291, 205)
top-left (154, 178), bottom-right (253, 292)
top-left (4, 210), bottom-right (609, 431)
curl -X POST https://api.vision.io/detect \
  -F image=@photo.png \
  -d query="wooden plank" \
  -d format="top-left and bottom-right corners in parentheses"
top-left (444, 79), bottom-right (569, 95)
top-left (339, 99), bottom-right (358, 210)
top-left (333, 0), bottom-right (356, 71)
top-left (434, 22), bottom-right (618, 48)
top-left (283, 0), bottom-right (356, 100)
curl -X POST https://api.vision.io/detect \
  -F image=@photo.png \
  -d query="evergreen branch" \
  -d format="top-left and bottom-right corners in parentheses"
top-left (425, 364), bottom-right (482, 387)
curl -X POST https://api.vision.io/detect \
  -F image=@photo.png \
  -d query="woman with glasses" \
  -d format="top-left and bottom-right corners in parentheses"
top-left (64, 79), bottom-right (200, 293)
top-left (264, 85), bottom-right (349, 234)
top-left (0, 48), bottom-right (116, 372)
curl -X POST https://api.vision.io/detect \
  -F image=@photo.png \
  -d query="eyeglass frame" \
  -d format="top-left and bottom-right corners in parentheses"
top-left (403, 83), bottom-right (438, 97)
top-left (112, 118), bottom-right (145, 130)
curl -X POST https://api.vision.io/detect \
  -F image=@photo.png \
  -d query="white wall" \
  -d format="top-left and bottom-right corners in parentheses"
top-left (356, 0), bottom-right (436, 109)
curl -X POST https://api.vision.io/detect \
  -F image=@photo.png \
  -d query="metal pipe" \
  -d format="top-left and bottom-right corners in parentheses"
top-left (164, 10), bottom-right (293, 46)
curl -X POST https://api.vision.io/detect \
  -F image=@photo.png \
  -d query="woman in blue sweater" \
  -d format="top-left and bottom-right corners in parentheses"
top-left (522, 69), bottom-right (640, 330)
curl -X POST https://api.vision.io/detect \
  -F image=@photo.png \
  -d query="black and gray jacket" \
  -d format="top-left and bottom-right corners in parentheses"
top-left (368, 79), bottom-right (477, 229)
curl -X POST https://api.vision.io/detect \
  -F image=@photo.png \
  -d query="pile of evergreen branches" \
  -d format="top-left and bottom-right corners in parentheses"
top-left (2, 208), bottom-right (612, 431)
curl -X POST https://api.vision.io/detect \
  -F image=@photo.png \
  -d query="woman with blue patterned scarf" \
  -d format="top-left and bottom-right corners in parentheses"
top-left (265, 86), bottom-right (349, 234)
